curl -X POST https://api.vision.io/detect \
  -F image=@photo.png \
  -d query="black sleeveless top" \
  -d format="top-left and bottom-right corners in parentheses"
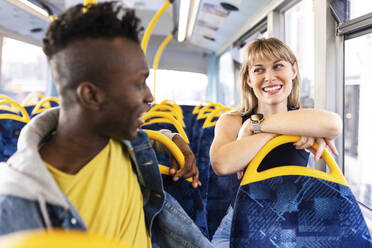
top-left (242, 110), bottom-right (309, 172)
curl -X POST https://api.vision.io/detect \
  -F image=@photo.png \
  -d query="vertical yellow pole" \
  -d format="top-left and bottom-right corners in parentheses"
top-left (141, 0), bottom-right (171, 55)
top-left (152, 33), bottom-right (174, 103)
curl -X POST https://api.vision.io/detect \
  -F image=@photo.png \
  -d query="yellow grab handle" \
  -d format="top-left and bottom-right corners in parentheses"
top-left (0, 99), bottom-right (30, 123)
top-left (197, 103), bottom-right (224, 120)
top-left (32, 97), bottom-right (60, 115)
top-left (142, 111), bottom-right (189, 143)
top-left (159, 100), bottom-right (183, 116)
top-left (0, 95), bottom-right (17, 113)
top-left (192, 100), bottom-right (214, 114)
top-left (141, 0), bottom-right (171, 54)
top-left (143, 129), bottom-right (192, 182)
top-left (202, 106), bottom-right (231, 128)
top-left (241, 135), bottom-right (347, 186)
top-left (0, 94), bottom-right (11, 100)
top-left (149, 104), bottom-right (185, 127)
top-left (22, 93), bottom-right (45, 106)
top-left (151, 103), bottom-right (183, 118)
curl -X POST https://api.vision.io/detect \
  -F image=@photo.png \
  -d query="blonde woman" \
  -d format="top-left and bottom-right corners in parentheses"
top-left (209, 38), bottom-right (342, 246)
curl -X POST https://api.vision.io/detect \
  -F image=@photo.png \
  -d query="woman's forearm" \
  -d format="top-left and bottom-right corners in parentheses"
top-left (261, 109), bottom-right (342, 139)
top-left (210, 133), bottom-right (277, 175)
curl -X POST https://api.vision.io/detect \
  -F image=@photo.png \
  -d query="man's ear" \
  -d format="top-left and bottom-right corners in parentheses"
top-left (76, 82), bottom-right (105, 111)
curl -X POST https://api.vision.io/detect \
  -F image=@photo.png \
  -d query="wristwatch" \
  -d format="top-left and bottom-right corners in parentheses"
top-left (250, 113), bottom-right (264, 134)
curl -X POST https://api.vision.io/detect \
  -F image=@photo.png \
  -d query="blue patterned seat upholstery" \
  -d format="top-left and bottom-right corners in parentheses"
top-left (0, 119), bottom-right (27, 162)
top-left (0, 99), bottom-right (30, 162)
top-left (142, 120), bottom-right (209, 237)
top-left (230, 136), bottom-right (372, 248)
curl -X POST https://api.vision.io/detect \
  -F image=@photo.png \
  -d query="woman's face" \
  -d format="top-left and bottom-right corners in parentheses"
top-left (247, 57), bottom-right (297, 108)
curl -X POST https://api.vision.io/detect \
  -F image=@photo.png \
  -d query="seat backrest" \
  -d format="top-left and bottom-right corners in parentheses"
top-left (0, 99), bottom-right (30, 162)
top-left (230, 135), bottom-right (372, 247)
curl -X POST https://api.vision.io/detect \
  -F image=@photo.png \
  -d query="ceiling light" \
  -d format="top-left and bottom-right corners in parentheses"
top-left (178, 0), bottom-right (191, 42)
top-left (6, 0), bottom-right (50, 22)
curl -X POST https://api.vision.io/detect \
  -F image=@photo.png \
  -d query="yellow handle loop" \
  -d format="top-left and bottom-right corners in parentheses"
top-left (32, 97), bottom-right (60, 115)
top-left (144, 130), bottom-right (192, 182)
top-left (159, 100), bottom-right (183, 115)
top-left (22, 93), bottom-right (45, 106)
top-left (192, 100), bottom-right (214, 114)
top-left (141, 0), bottom-right (172, 55)
top-left (241, 135), bottom-right (347, 186)
top-left (202, 106), bottom-right (231, 128)
top-left (142, 111), bottom-right (189, 143)
top-left (0, 95), bottom-right (18, 113)
top-left (151, 103), bottom-right (183, 118)
top-left (0, 94), bottom-right (11, 100)
top-left (197, 103), bottom-right (224, 120)
top-left (0, 99), bottom-right (30, 123)
top-left (152, 33), bottom-right (173, 103)
top-left (149, 104), bottom-right (185, 127)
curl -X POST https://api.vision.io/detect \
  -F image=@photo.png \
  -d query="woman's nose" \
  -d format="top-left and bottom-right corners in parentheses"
top-left (264, 69), bottom-right (274, 82)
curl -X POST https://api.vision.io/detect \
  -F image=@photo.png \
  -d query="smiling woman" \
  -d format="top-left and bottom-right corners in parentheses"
top-left (209, 37), bottom-right (342, 247)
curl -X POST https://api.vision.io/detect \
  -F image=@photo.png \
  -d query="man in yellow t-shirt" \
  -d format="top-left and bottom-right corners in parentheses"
top-left (46, 139), bottom-right (151, 247)
top-left (0, 2), bottom-right (200, 248)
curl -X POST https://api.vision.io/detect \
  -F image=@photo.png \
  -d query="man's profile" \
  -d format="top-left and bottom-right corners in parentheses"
top-left (0, 2), bottom-right (211, 247)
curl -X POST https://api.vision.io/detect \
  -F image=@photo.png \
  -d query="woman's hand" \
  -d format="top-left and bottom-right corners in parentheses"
top-left (237, 119), bottom-right (253, 140)
top-left (294, 136), bottom-right (338, 160)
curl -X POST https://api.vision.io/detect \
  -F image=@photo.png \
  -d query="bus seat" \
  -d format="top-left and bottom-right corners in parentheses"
top-left (230, 135), bottom-right (372, 247)
top-left (30, 97), bottom-right (60, 118)
top-left (0, 100), bottom-right (30, 162)
top-left (142, 127), bottom-right (209, 237)
top-left (179, 105), bottom-right (196, 138)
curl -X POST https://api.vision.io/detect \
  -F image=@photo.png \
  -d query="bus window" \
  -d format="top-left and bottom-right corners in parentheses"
top-left (284, 0), bottom-right (315, 108)
top-left (219, 51), bottom-right (237, 107)
top-left (344, 32), bottom-right (372, 210)
top-left (349, 0), bottom-right (372, 20)
top-left (147, 69), bottom-right (208, 105)
top-left (0, 37), bottom-right (48, 103)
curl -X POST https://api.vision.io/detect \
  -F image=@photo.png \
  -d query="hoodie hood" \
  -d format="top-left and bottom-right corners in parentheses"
top-left (0, 108), bottom-right (69, 209)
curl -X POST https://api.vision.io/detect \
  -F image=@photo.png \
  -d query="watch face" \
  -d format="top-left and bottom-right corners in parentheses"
top-left (251, 113), bottom-right (264, 122)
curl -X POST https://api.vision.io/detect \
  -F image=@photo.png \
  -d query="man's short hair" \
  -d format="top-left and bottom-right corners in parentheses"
top-left (42, 1), bottom-right (143, 59)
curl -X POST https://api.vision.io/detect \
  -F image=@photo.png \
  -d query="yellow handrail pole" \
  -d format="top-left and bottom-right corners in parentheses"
top-left (152, 32), bottom-right (174, 103)
top-left (141, 0), bottom-right (172, 54)
top-left (83, 0), bottom-right (98, 13)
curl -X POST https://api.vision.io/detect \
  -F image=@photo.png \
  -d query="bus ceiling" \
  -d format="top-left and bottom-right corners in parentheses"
top-left (0, 0), bottom-right (277, 55)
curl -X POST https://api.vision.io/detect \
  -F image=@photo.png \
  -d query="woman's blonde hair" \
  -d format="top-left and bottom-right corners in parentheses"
top-left (237, 37), bottom-right (301, 115)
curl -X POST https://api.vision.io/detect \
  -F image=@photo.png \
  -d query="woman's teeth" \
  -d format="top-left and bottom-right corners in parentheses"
top-left (263, 85), bottom-right (282, 92)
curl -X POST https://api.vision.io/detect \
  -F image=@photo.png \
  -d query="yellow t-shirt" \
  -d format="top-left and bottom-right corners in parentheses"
top-left (45, 139), bottom-right (151, 248)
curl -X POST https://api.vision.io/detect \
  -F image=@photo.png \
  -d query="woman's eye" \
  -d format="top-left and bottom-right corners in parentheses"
top-left (274, 64), bottom-right (284, 69)
top-left (253, 68), bottom-right (263, 73)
